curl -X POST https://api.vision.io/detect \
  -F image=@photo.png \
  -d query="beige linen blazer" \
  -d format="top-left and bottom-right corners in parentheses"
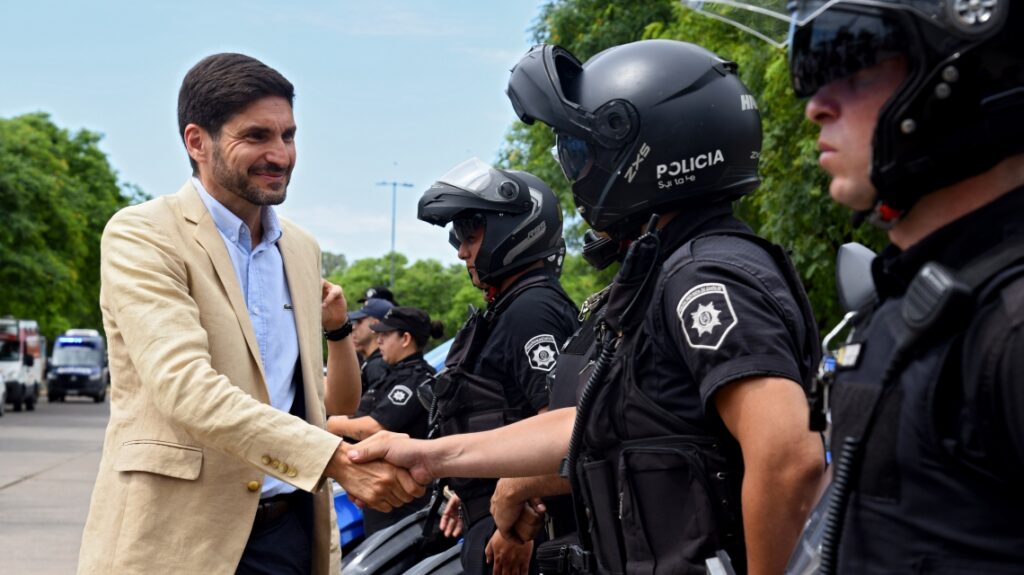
top-left (78, 182), bottom-right (342, 574)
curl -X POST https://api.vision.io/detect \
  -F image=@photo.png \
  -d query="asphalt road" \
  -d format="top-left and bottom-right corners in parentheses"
top-left (0, 395), bottom-right (109, 575)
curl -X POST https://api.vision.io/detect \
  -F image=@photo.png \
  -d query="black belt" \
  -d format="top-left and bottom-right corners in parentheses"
top-left (254, 491), bottom-right (300, 530)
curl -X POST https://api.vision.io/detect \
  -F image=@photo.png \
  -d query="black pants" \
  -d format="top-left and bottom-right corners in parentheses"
top-left (236, 491), bottom-right (314, 574)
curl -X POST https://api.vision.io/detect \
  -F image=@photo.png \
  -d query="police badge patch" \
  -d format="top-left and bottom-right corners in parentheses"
top-left (676, 283), bottom-right (738, 350)
top-left (525, 334), bottom-right (559, 372)
top-left (387, 384), bottom-right (413, 406)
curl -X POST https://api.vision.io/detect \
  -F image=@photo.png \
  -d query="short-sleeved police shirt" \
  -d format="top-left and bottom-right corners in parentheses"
top-left (638, 214), bottom-right (816, 429)
top-left (356, 353), bottom-right (433, 439)
top-left (473, 269), bottom-right (580, 413)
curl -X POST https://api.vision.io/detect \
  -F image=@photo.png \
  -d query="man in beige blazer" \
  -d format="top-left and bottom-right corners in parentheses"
top-left (79, 53), bottom-right (424, 574)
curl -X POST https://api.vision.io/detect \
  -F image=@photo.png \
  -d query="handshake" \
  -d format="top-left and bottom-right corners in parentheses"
top-left (323, 431), bottom-right (435, 513)
top-left (321, 429), bottom-right (555, 544)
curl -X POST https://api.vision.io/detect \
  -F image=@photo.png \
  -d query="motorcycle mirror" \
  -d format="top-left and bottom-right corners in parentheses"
top-left (836, 242), bottom-right (878, 312)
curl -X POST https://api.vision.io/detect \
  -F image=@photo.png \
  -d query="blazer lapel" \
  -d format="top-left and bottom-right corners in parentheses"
top-left (177, 182), bottom-right (268, 395)
top-left (278, 228), bottom-right (322, 425)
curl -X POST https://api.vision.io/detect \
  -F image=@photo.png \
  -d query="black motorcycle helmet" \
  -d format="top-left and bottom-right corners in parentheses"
top-left (788, 0), bottom-right (1024, 215)
top-left (418, 158), bottom-right (565, 286)
top-left (507, 39), bottom-right (763, 240)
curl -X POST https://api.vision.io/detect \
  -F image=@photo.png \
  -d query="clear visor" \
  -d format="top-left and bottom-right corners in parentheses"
top-left (435, 157), bottom-right (523, 204)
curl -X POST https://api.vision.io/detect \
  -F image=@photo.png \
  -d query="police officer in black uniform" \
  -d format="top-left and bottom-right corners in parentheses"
top-left (781, 1), bottom-right (1024, 572)
top-left (501, 38), bottom-right (828, 574)
top-left (417, 157), bottom-right (579, 575)
top-left (328, 305), bottom-right (441, 534)
top-left (346, 40), bottom-right (826, 575)
top-left (348, 297), bottom-right (394, 393)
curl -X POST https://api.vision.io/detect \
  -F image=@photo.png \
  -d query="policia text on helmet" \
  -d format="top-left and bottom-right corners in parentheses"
top-left (507, 40), bottom-right (762, 242)
top-left (508, 39), bottom-right (825, 574)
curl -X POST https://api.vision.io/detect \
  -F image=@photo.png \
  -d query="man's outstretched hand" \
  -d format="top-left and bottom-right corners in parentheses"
top-left (324, 441), bottom-right (425, 512)
top-left (346, 431), bottom-right (436, 485)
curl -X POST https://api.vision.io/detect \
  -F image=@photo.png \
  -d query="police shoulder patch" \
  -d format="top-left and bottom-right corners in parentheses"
top-left (524, 334), bottom-right (559, 372)
top-left (387, 384), bottom-right (413, 406)
top-left (676, 282), bottom-right (738, 351)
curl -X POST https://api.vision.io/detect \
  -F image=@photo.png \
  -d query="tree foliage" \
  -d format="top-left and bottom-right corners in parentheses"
top-left (328, 253), bottom-right (480, 350)
top-left (499, 0), bottom-right (888, 332)
top-left (0, 113), bottom-right (142, 341)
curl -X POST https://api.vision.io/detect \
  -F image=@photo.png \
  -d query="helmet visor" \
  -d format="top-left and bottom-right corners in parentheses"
top-left (451, 213), bottom-right (486, 246)
top-left (789, 5), bottom-right (907, 97)
top-left (555, 132), bottom-right (594, 182)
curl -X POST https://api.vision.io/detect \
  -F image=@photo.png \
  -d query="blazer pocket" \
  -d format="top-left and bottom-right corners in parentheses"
top-left (114, 439), bottom-right (203, 480)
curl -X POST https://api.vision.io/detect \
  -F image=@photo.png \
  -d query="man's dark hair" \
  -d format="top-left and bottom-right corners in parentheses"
top-left (177, 53), bottom-right (294, 173)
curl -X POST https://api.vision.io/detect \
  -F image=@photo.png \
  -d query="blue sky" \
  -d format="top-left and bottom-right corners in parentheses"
top-left (0, 0), bottom-right (547, 266)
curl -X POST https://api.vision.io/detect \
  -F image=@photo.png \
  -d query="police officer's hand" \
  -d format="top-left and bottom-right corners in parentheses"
top-left (347, 430), bottom-right (436, 485)
top-left (498, 497), bottom-right (545, 544)
top-left (439, 492), bottom-right (464, 538)
top-left (491, 479), bottom-right (547, 542)
top-left (485, 528), bottom-right (534, 575)
top-left (324, 442), bottom-right (424, 512)
top-left (321, 279), bottom-right (348, 330)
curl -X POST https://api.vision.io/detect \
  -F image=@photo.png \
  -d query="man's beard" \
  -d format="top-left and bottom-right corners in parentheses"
top-left (211, 145), bottom-right (290, 206)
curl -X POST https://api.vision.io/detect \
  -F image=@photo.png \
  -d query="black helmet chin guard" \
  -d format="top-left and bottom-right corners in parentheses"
top-left (418, 158), bottom-right (565, 286)
top-left (507, 40), bottom-right (763, 240)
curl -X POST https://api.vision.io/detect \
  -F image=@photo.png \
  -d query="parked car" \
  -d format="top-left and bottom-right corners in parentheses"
top-left (48, 329), bottom-right (108, 403)
top-left (1, 317), bottom-right (45, 412)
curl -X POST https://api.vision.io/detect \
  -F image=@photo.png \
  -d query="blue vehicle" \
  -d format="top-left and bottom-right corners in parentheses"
top-left (48, 329), bottom-right (108, 403)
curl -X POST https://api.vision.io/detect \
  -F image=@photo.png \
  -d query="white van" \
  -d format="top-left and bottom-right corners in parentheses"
top-left (0, 317), bottom-right (45, 412)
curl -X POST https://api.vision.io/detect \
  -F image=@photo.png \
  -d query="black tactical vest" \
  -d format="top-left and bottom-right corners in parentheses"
top-left (573, 231), bottom-right (819, 575)
top-left (433, 274), bottom-right (576, 526)
top-left (829, 246), bottom-right (1024, 573)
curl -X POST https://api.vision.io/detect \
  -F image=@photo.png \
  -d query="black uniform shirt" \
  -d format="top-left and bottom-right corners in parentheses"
top-left (639, 211), bottom-right (816, 431)
top-left (360, 349), bottom-right (389, 394)
top-left (473, 268), bottom-right (580, 413)
top-left (355, 352), bottom-right (434, 439)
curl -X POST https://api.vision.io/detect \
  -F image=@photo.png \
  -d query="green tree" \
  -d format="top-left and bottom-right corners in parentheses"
top-left (321, 250), bottom-right (348, 278)
top-left (0, 113), bottom-right (142, 342)
top-left (329, 252), bottom-right (479, 350)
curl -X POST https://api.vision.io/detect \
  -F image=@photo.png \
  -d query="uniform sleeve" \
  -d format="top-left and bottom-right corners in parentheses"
top-left (368, 369), bottom-right (429, 432)
top-left (663, 254), bottom-right (806, 412)
top-left (505, 293), bottom-right (579, 412)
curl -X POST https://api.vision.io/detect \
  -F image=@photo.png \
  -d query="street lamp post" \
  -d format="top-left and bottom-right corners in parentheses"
top-left (376, 179), bottom-right (414, 287)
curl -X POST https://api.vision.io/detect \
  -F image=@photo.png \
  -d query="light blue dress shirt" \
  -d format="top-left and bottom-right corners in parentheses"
top-left (194, 178), bottom-right (299, 498)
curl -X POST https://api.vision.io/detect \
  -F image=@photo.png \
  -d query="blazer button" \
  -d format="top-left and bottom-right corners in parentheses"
top-left (280, 463), bottom-right (290, 474)
top-left (246, 480), bottom-right (261, 492)
top-left (272, 459), bottom-right (281, 470)
top-left (261, 455), bottom-right (271, 465)
top-left (287, 468), bottom-right (298, 478)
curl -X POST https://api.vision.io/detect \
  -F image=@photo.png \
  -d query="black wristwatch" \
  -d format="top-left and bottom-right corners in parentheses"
top-left (323, 319), bottom-right (353, 341)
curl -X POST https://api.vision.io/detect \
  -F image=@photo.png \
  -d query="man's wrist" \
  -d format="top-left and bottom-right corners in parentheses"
top-left (324, 318), bottom-right (353, 341)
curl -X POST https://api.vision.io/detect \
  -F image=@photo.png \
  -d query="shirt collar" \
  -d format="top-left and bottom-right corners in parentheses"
top-left (192, 177), bottom-right (283, 247)
top-left (872, 185), bottom-right (1024, 298)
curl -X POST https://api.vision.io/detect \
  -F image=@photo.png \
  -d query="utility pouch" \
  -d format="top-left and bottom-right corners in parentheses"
top-left (617, 439), bottom-right (719, 575)
top-left (536, 532), bottom-right (593, 574)
top-left (578, 458), bottom-right (626, 574)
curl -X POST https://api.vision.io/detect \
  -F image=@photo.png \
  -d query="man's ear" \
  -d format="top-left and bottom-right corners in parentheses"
top-left (183, 124), bottom-right (211, 169)
top-left (401, 332), bottom-right (414, 349)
